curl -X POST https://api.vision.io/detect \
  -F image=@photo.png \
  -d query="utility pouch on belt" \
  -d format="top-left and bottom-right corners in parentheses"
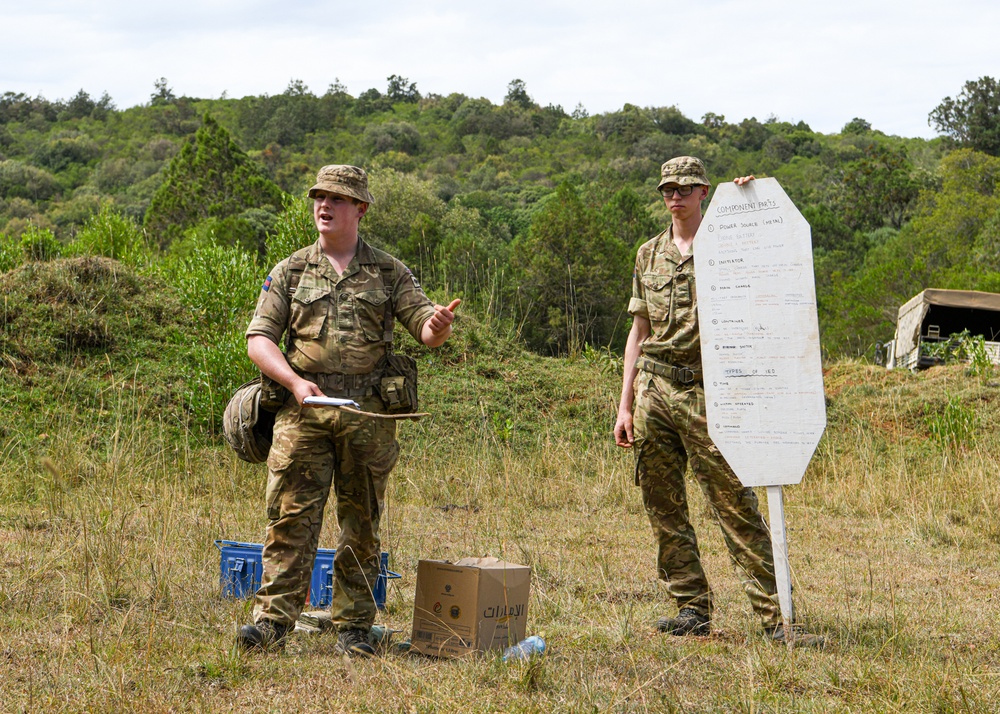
top-left (258, 373), bottom-right (290, 412)
top-left (379, 354), bottom-right (418, 414)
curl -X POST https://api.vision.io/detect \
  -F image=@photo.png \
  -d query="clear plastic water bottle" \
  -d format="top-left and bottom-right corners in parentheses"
top-left (370, 624), bottom-right (389, 644)
top-left (502, 635), bottom-right (546, 662)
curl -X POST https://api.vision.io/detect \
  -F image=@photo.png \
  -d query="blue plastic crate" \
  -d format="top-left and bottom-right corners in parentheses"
top-left (215, 540), bottom-right (399, 609)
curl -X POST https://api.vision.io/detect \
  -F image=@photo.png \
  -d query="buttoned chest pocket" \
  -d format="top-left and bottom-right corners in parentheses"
top-left (355, 289), bottom-right (390, 342)
top-left (290, 285), bottom-right (331, 340)
top-left (640, 273), bottom-right (672, 322)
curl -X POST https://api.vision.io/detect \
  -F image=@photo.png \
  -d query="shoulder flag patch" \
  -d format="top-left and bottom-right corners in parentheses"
top-left (262, 275), bottom-right (273, 292)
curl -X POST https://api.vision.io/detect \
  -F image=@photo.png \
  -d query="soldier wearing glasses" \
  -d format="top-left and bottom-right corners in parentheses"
top-left (613, 156), bottom-right (821, 645)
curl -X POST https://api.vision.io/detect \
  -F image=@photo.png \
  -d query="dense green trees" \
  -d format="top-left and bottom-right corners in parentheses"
top-left (837, 143), bottom-right (921, 231)
top-left (505, 79), bottom-right (533, 109)
top-left (818, 149), bottom-right (1000, 352)
top-left (144, 115), bottom-right (283, 249)
top-left (511, 183), bottom-right (631, 353)
top-left (3, 75), bottom-right (992, 360)
top-left (929, 76), bottom-right (1000, 155)
top-left (0, 161), bottom-right (60, 201)
top-left (235, 79), bottom-right (345, 149)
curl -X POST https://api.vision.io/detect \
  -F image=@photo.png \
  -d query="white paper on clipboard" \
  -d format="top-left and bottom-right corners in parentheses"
top-left (303, 396), bottom-right (361, 409)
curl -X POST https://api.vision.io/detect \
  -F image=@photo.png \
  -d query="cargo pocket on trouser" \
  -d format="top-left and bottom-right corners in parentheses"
top-left (633, 438), bottom-right (647, 487)
top-left (631, 374), bottom-right (653, 487)
top-left (264, 451), bottom-right (294, 522)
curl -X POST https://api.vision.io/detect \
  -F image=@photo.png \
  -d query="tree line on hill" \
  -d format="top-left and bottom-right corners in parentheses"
top-left (2, 75), bottom-right (1000, 359)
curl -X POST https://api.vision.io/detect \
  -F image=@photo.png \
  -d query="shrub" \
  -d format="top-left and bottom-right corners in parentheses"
top-left (0, 232), bottom-right (18, 272)
top-left (157, 233), bottom-right (260, 336)
top-left (263, 195), bottom-right (315, 264)
top-left (154, 233), bottom-right (262, 431)
top-left (0, 160), bottom-right (60, 201)
top-left (33, 135), bottom-right (100, 171)
top-left (926, 396), bottom-right (978, 451)
top-left (186, 208), bottom-right (278, 258)
top-left (19, 224), bottom-right (62, 261)
top-left (924, 329), bottom-right (994, 376)
top-left (364, 121), bottom-right (421, 155)
top-left (68, 203), bottom-right (150, 266)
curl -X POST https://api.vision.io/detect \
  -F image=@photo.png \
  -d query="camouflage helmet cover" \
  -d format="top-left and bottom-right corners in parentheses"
top-left (657, 156), bottom-right (712, 192)
top-left (223, 379), bottom-right (275, 464)
top-left (307, 164), bottom-right (376, 204)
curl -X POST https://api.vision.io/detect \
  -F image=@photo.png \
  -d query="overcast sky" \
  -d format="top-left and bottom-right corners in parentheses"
top-left (3, 0), bottom-right (997, 139)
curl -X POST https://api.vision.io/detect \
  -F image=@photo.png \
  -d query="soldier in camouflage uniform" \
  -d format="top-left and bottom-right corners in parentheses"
top-left (614, 157), bottom-right (821, 645)
top-left (238, 165), bottom-right (460, 656)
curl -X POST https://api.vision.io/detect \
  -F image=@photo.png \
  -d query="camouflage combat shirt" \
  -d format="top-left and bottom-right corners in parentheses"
top-left (628, 225), bottom-right (701, 368)
top-left (246, 237), bottom-right (436, 375)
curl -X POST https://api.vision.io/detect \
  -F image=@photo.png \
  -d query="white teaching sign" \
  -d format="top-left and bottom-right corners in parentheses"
top-left (694, 177), bottom-right (826, 636)
top-left (694, 178), bottom-right (826, 487)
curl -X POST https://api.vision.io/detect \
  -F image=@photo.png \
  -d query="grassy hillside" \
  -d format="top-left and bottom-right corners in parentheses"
top-left (1, 258), bottom-right (998, 712)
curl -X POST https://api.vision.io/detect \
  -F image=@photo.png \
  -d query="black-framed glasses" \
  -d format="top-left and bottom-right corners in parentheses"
top-left (661, 186), bottom-right (696, 198)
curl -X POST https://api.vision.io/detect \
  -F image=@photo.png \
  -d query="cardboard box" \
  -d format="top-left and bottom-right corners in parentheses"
top-left (411, 557), bottom-right (531, 658)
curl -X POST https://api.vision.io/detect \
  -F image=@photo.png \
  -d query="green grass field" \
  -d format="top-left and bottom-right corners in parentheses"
top-left (1, 260), bottom-right (998, 712)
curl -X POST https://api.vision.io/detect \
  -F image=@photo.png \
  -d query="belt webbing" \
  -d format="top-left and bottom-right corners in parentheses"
top-left (636, 355), bottom-right (702, 385)
top-left (297, 370), bottom-right (382, 396)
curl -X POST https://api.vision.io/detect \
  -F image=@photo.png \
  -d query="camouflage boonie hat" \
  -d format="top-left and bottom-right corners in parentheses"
top-left (657, 156), bottom-right (712, 191)
top-left (307, 164), bottom-right (376, 204)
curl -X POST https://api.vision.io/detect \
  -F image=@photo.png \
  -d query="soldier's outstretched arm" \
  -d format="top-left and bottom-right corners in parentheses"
top-left (421, 299), bottom-right (461, 348)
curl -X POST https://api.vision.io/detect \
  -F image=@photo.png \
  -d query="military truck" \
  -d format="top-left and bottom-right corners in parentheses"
top-left (881, 289), bottom-right (1000, 370)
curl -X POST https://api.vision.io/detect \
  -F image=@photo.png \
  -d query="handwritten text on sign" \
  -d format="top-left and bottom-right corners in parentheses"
top-left (694, 178), bottom-right (825, 487)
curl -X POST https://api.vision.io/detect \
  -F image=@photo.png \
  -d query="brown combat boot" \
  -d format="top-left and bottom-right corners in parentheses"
top-left (656, 607), bottom-right (711, 636)
top-left (336, 628), bottom-right (377, 657)
top-left (768, 623), bottom-right (825, 648)
top-left (237, 619), bottom-right (291, 652)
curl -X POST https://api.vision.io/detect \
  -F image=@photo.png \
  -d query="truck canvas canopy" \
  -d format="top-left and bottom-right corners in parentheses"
top-left (885, 289), bottom-right (1000, 370)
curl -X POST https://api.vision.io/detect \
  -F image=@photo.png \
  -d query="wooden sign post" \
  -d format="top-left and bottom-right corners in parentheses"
top-left (693, 178), bottom-right (826, 634)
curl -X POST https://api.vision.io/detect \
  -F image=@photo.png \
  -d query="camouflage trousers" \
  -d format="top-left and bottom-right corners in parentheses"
top-left (632, 370), bottom-right (781, 628)
top-left (253, 389), bottom-right (399, 631)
